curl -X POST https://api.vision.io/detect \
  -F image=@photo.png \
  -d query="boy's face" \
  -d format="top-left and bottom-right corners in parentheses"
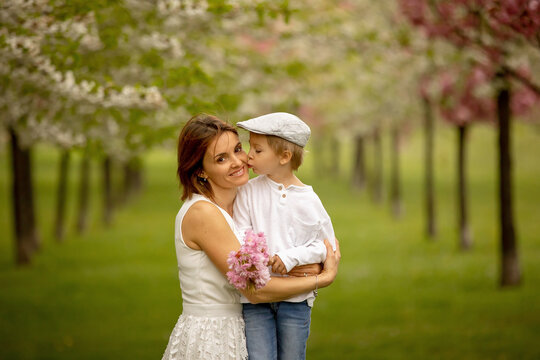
top-left (247, 133), bottom-right (281, 176)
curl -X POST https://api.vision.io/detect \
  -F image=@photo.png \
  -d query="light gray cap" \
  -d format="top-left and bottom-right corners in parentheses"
top-left (236, 112), bottom-right (311, 147)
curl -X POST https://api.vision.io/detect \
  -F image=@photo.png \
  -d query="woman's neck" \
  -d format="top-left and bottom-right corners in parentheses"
top-left (211, 187), bottom-right (237, 216)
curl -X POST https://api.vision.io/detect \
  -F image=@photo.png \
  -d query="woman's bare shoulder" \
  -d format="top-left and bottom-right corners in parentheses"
top-left (184, 200), bottom-right (223, 226)
top-left (183, 200), bottom-right (233, 237)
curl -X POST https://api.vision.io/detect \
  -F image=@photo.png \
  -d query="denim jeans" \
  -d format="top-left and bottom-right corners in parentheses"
top-left (242, 301), bottom-right (312, 360)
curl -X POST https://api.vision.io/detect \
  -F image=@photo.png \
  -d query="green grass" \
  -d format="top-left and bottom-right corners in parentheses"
top-left (0, 123), bottom-right (539, 359)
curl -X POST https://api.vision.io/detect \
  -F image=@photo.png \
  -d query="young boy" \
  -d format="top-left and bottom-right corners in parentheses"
top-left (233, 112), bottom-right (336, 360)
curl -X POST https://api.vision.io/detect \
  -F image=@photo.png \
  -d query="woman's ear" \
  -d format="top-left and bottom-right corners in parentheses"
top-left (197, 170), bottom-right (208, 181)
top-left (279, 150), bottom-right (292, 165)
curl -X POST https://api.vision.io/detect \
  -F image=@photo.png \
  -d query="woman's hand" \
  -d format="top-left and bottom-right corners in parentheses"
top-left (318, 238), bottom-right (341, 288)
top-left (334, 237), bottom-right (341, 263)
top-left (287, 237), bottom-right (341, 279)
top-left (287, 263), bottom-right (323, 277)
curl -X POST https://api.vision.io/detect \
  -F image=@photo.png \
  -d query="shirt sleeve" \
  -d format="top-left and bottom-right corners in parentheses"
top-left (275, 193), bottom-right (337, 272)
top-left (233, 184), bottom-right (253, 237)
top-left (275, 237), bottom-right (327, 273)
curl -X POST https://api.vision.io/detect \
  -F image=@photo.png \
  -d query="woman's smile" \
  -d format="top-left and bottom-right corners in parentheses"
top-left (230, 166), bottom-right (246, 177)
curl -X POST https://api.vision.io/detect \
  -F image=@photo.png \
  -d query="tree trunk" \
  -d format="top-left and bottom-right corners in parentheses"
top-left (103, 155), bottom-right (113, 226)
top-left (121, 161), bottom-right (131, 205)
top-left (9, 127), bottom-right (40, 265)
top-left (352, 134), bottom-right (366, 190)
top-left (457, 125), bottom-right (472, 250)
top-left (54, 149), bottom-right (70, 242)
top-left (423, 96), bottom-right (437, 239)
top-left (496, 76), bottom-right (521, 287)
top-left (371, 127), bottom-right (383, 204)
top-left (76, 149), bottom-right (90, 234)
top-left (130, 159), bottom-right (143, 195)
top-left (123, 157), bottom-right (144, 202)
top-left (390, 124), bottom-right (402, 218)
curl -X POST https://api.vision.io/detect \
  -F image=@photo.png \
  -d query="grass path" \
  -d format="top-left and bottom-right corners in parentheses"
top-left (0, 123), bottom-right (539, 359)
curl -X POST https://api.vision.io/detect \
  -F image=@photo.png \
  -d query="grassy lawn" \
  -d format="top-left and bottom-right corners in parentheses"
top-left (0, 123), bottom-right (539, 359)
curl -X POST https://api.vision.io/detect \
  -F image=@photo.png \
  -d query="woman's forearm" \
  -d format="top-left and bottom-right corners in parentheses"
top-left (242, 239), bottom-right (338, 303)
top-left (242, 273), bottom-right (328, 304)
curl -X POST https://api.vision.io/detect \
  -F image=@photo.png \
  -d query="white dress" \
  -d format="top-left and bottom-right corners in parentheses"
top-left (161, 194), bottom-right (248, 360)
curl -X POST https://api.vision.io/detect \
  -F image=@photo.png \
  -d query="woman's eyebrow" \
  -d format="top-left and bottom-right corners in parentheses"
top-left (214, 152), bottom-right (228, 160)
top-left (214, 142), bottom-right (241, 159)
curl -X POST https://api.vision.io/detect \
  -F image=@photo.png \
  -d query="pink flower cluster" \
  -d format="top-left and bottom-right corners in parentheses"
top-left (227, 230), bottom-right (271, 292)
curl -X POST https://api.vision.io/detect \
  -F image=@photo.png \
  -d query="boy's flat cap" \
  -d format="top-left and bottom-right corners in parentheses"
top-left (236, 112), bottom-right (310, 147)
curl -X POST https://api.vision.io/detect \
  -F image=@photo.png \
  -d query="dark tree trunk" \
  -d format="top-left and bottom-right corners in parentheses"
top-left (103, 155), bottom-right (113, 226)
top-left (457, 125), bottom-right (472, 250)
top-left (9, 127), bottom-right (40, 265)
top-left (121, 162), bottom-right (131, 205)
top-left (330, 136), bottom-right (340, 177)
top-left (390, 124), bottom-right (402, 218)
top-left (130, 159), bottom-right (143, 195)
top-left (123, 157), bottom-right (144, 202)
top-left (371, 127), bottom-right (383, 204)
top-left (54, 149), bottom-right (70, 242)
top-left (352, 134), bottom-right (366, 190)
top-left (423, 96), bottom-right (437, 239)
top-left (496, 75), bottom-right (521, 287)
top-left (76, 149), bottom-right (90, 234)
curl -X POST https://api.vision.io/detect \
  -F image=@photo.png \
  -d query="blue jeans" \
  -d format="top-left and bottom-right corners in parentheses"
top-left (242, 301), bottom-right (312, 360)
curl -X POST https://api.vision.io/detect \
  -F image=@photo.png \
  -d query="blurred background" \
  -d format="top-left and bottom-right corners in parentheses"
top-left (1, 0), bottom-right (539, 359)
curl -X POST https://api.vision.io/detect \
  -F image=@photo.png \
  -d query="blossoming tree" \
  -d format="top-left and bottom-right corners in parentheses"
top-left (1, 0), bottom-right (291, 264)
top-left (399, 0), bottom-right (540, 286)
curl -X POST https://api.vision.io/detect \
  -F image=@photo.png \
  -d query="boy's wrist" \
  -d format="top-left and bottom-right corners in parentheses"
top-left (274, 251), bottom-right (295, 273)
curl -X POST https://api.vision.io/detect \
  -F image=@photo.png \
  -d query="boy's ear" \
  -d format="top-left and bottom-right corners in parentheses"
top-left (279, 150), bottom-right (292, 165)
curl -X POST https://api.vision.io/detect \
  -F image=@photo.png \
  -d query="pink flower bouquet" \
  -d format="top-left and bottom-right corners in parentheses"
top-left (226, 230), bottom-right (271, 292)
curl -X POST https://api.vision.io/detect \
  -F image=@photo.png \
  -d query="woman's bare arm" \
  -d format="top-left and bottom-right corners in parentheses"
top-left (183, 201), bottom-right (340, 304)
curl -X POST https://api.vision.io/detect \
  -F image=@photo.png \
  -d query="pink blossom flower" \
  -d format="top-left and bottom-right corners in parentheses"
top-left (226, 230), bottom-right (270, 292)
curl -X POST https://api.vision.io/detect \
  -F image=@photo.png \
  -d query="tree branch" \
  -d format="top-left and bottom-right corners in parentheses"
top-left (502, 65), bottom-right (540, 96)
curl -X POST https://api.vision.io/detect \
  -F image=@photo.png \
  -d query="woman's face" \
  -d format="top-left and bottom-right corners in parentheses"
top-left (201, 131), bottom-right (249, 191)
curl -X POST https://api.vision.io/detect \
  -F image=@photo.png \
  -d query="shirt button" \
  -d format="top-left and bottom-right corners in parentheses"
top-left (278, 186), bottom-right (283, 190)
top-left (282, 194), bottom-right (286, 198)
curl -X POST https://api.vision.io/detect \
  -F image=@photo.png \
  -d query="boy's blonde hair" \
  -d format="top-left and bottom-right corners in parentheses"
top-left (266, 135), bottom-right (305, 171)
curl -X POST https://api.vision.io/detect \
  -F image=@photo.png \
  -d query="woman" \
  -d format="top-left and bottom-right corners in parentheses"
top-left (161, 114), bottom-right (340, 360)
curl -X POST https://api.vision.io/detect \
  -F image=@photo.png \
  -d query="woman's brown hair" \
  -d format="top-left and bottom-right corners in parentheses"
top-left (177, 114), bottom-right (238, 201)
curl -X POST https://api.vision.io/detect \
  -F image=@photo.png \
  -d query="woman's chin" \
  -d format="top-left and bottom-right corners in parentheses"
top-left (235, 167), bottom-right (250, 185)
top-left (238, 173), bottom-right (250, 185)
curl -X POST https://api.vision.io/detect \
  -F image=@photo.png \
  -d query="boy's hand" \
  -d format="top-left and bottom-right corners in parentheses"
top-left (270, 255), bottom-right (287, 275)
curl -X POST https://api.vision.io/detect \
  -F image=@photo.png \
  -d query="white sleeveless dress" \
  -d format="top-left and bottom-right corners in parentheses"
top-left (161, 194), bottom-right (248, 360)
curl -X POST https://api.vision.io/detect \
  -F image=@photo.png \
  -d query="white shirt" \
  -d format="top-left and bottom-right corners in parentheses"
top-left (233, 175), bottom-right (336, 305)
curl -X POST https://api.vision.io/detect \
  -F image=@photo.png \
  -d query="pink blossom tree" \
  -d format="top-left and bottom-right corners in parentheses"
top-left (438, 64), bottom-right (495, 251)
top-left (399, 0), bottom-right (540, 286)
